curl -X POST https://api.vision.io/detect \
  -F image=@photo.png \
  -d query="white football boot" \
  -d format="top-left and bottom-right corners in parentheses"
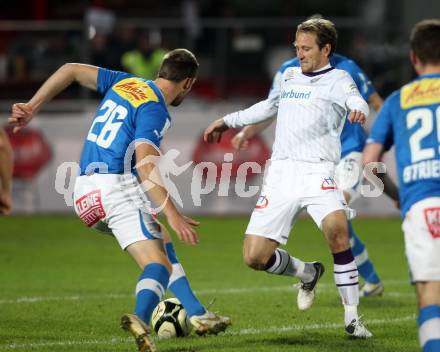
top-left (345, 317), bottom-right (373, 338)
top-left (359, 282), bottom-right (384, 297)
top-left (121, 314), bottom-right (156, 352)
top-left (297, 262), bottom-right (325, 311)
top-left (190, 311), bottom-right (232, 336)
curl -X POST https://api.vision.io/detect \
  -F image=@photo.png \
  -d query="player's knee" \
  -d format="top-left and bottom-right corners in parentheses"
top-left (243, 249), bottom-right (268, 271)
top-left (154, 252), bottom-right (172, 273)
top-left (244, 256), bottom-right (266, 271)
top-left (417, 282), bottom-right (440, 307)
top-left (140, 252), bottom-right (173, 273)
top-left (325, 225), bottom-right (349, 250)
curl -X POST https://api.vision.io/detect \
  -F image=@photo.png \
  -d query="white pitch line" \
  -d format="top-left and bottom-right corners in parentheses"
top-left (0, 337), bottom-right (130, 351)
top-left (0, 281), bottom-right (415, 305)
top-left (228, 314), bottom-right (416, 336)
top-left (0, 314), bottom-right (416, 350)
top-left (0, 293), bottom-right (130, 305)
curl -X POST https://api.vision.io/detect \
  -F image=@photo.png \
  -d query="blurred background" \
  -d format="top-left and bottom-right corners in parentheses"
top-left (0, 0), bottom-right (438, 215)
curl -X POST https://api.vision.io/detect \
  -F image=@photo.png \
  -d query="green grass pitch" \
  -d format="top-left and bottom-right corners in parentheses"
top-left (0, 215), bottom-right (418, 351)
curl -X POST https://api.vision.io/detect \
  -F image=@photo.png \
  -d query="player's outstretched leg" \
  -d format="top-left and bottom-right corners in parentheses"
top-left (263, 248), bottom-right (325, 311)
top-left (165, 241), bottom-right (231, 335)
top-left (348, 221), bottom-right (384, 297)
top-left (121, 263), bottom-right (170, 352)
top-left (244, 235), bottom-right (325, 311)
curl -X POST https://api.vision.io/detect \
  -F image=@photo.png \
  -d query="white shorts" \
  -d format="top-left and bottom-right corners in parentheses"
top-left (73, 173), bottom-right (163, 250)
top-left (246, 159), bottom-right (353, 245)
top-left (335, 151), bottom-right (363, 203)
top-left (402, 197), bottom-right (440, 281)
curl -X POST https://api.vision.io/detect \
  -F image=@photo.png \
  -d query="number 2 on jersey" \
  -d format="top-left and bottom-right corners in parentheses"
top-left (407, 106), bottom-right (440, 163)
top-left (87, 99), bottom-right (128, 148)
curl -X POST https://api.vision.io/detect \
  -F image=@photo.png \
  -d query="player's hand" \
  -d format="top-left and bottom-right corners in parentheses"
top-left (204, 118), bottom-right (229, 143)
top-left (348, 110), bottom-right (366, 125)
top-left (9, 103), bottom-right (34, 133)
top-left (0, 192), bottom-right (12, 215)
top-left (231, 130), bottom-right (250, 150)
top-left (167, 213), bottom-right (199, 245)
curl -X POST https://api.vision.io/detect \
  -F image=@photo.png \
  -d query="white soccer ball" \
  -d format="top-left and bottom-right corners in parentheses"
top-left (151, 298), bottom-right (192, 338)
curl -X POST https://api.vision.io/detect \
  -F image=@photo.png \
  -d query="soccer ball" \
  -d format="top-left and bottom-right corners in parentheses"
top-left (151, 298), bottom-right (192, 338)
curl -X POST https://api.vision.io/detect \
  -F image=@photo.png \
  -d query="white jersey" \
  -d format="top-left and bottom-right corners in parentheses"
top-left (224, 64), bottom-right (369, 164)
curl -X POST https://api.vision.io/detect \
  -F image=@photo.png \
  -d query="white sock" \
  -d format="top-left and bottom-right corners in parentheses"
top-left (334, 261), bottom-right (359, 325)
top-left (344, 305), bottom-right (359, 326)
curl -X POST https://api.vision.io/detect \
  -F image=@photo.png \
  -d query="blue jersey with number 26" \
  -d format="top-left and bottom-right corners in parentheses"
top-left (368, 73), bottom-right (440, 217)
top-left (79, 68), bottom-right (170, 175)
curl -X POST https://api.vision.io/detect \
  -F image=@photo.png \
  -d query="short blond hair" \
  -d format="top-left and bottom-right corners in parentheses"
top-left (296, 18), bottom-right (337, 56)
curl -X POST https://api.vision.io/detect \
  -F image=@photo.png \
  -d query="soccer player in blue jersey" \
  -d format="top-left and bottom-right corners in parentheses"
top-left (363, 19), bottom-right (440, 352)
top-left (9, 49), bottom-right (230, 352)
top-left (232, 52), bottom-right (385, 298)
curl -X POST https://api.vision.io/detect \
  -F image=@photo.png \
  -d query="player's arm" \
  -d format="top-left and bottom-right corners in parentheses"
top-left (340, 72), bottom-right (370, 124)
top-left (363, 92), bottom-right (397, 203)
top-left (363, 96), bottom-right (399, 203)
top-left (204, 98), bottom-right (277, 144)
top-left (346, 96), bottom-right (369, 124)
top-left (363, 143), bottom-right (399, 203)
top-left (0, 129), bottom-right (13, 215)
top-left (135, 141), bottom-right (199, 245)
top-left (8, 63), bottom-right (98, 132)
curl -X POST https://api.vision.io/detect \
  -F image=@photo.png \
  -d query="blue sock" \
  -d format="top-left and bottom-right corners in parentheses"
top-left (135, 263), bottom-right (169, 324)
top-left (418, 305), bottom-right (440, 352)
top-left (166, 242), bottom-right (206, 317)
top-left (348, 221), bottom-right (380, 284)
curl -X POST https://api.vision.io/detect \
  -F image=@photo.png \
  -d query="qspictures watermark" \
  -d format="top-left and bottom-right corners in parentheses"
top-left (54, 140), bottom-right (389, 210)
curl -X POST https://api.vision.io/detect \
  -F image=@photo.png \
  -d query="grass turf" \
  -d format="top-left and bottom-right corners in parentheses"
top-left (0, 216), bottom-right (418, 351)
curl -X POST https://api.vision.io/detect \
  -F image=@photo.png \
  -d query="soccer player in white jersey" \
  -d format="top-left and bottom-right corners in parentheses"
top-left (0, 129), bottom-right (13, 215)
top-left (9, 49), bottom-right (230, 352)
top-left (363, 19), bottom-right (440, 352)
top-left (204, 18), bottom-right (372, 338)
top-left (231, 51), bottom-right (385, 297)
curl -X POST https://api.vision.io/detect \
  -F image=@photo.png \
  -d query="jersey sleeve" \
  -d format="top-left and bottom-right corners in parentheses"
top-left (367, 96), bottom-right (394, 150)
top-left (223, 98), bottom-right (278, 128)
top-left (333, 71), bottom-right (370, 116)
top-left (338, 60), bottom-right (376, 101)
top-left (134, 103), bottom-right (169, 148)
top-left (96, 68), bottom-right (133, 95)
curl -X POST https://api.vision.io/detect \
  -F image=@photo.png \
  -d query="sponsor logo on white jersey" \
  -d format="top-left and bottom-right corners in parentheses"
top-left (280, 90), bottom-right (311, 99)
